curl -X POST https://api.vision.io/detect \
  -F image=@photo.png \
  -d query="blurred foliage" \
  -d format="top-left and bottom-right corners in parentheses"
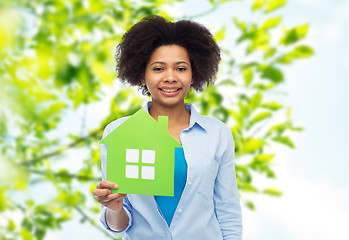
top-left (0, 0), bottom-right (313, 238)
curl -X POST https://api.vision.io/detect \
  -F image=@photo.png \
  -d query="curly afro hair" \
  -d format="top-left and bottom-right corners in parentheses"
top-left (116, 15), bottom-right (221, 95)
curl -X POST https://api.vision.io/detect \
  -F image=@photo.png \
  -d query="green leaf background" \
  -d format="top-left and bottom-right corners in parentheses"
top-left (0, 0), bottom-right (313, 238)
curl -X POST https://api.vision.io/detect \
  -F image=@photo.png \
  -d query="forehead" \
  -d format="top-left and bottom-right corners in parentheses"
top-left (148, 45), bottom-right (190, 64)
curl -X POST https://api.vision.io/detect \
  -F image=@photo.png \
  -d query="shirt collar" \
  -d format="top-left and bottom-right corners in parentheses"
top-left (143, 102), bottom-right (207, 132)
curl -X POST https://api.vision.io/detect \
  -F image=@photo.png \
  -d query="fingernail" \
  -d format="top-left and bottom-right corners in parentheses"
top-left (114, 184), bottom-right (118, 189)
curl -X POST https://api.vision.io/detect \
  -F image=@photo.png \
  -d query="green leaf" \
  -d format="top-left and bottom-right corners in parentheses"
top-left (115, 88), bottom-right (133, 105)
top-left (245, 201), bottom-right (256, 210)
top-left (280, 24), bottom-right (309, 46)
top-left (264, 47), bottom-right (276, 59)
top-left (236, 165), bottom-right (253, 183)
top-left (239, 183), bottom-right (258, 192)
top-left (217, 79), bottom-right (236, 86)
top-left (26, 200), bottom-right (35, 208)
top-left (250, 91), bottom-right (263, 110)
top-left (292, 126), bottom-right (305, 131)
top-left (78, 168), bottom-right (94, 181)
top-left (252, 83), bottom-right (276, 90)
top-left (7, 219), bottom-right (16, 231)
top-left (259, 65), bottom-right (284, 83)
top-left (260, 16), bottom-right (282, 30)
top-left (214, 26), bottom-right (226, 42)
top-left (261, 101), bottom-right (283, 110)
top-left (251, 111), bottom-right (272, 125)
top-left (21, 228), bottom-right (34, 240)
top-left (57, 169), bottom-right (72, 184)
top-left (55, 190), bottom-right (86, 207)
top-left (254, 153), bottom-right (275, 162)
top-left (213, 107), bottom-right (229, 122)
top-left (294, 45), bottom-right (314, 57)
top-left (242, 66), bottom-right (253, 86)
top-left (275, 45), bottom-right (314, 64)
top-left (233, 17), bottom-right (246, 32)
top-left (266, 168), bottom-right (276, 178)
top-left (267, 122), bottom-right (289, 136)
top-left (0, 188), bottom-right (5, 212)
top-left (44, 102), bottom-right (66, 118)
top-left (247, 30), bottom-right (270, 53)
top-left (273, 135), bottom-right (295, 148)
top-left (263, 187), bottom-right (282, 196)
top-left (264, 0), bottom-right (287, 13)
top-left (241, 138), bottom-right (264, 154)
top-left (252, 0), bottom-right (267, 11)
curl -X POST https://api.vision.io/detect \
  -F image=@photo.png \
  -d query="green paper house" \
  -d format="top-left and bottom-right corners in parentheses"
top-left (100, 108), bottom-right (182, 196)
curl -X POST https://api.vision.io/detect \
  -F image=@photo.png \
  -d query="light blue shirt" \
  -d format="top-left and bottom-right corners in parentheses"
top-left (100, 102), bottom-right (242, 240)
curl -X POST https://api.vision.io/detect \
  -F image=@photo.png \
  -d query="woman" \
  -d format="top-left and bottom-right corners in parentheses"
top-left (93, 15), bottom-right (242, 240)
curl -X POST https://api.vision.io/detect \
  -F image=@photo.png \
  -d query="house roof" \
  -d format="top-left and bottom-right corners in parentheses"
top-left (100, 108), bottom-right (181, 148)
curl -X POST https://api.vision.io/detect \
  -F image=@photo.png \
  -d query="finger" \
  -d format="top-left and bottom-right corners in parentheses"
top-left (104, 193), bottom-right (127, 201)
top-left (98, 180), bottom-right (119, 189)
top-left (93, 188), bottom-right (112, 197)
top-left (99, 194), bottom-right (127, 203)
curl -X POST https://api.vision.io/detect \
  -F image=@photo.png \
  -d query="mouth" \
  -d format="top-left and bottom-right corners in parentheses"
top-left (158, 87), bottom-right (182, 96)
top-left (159, 87), bottom-right (181, 93)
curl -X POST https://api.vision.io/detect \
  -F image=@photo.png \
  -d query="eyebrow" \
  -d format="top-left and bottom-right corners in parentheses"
top-left (150, 61), bottom-right (190, 66)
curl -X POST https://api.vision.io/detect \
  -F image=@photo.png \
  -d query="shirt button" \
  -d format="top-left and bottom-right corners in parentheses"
top-left (178, 209), bottom-right (182, 213)
top-left (188, 181), bottom-right (192, 186)
top-left (186, 154), bottom-right (190, 158)
top-left (181, 133), bottom-right (185, 138)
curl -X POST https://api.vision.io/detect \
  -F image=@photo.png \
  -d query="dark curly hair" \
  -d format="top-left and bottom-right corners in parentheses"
top-left (116, 15), bottom-right (221, 95)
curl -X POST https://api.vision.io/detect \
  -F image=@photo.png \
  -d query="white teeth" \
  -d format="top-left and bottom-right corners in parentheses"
top-left (161, 88), bottom-right (179, 92)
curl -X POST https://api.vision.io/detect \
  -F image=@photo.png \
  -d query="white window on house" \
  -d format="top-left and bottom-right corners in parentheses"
top-left (125, 149), bottom-right (155, 180)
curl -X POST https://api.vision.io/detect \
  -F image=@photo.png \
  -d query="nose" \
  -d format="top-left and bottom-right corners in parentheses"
top-left (164, 69), bottom-right (177, 83)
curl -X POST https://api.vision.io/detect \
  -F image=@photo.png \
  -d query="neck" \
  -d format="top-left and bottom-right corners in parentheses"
top-left (148, 101), bottom-right (190, 126)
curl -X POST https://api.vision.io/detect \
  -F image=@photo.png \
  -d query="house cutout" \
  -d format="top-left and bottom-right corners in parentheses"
top-left (100, 108), bottom-right (182, 196)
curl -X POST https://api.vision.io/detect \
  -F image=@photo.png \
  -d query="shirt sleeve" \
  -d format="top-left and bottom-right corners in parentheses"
top-left (213, 125), bottom-right (242, 240)
top-left (99, 123), bottom-right (133, 235)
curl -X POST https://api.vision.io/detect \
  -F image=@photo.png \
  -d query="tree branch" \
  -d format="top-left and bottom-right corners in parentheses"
top-left (27, 169), bottom-right (100, 182)
top-left (22, 128), bottom-right (102, 166)
top-left (75, 206), bottom-right (120, 239)
top-left (180, 2), bottom-right (219, 19)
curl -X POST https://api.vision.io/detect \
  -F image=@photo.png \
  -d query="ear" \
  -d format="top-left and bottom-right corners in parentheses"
top-left (141, 78), bottom-right (146, 85)
top-left (191, 78), bottom-right (194, 85)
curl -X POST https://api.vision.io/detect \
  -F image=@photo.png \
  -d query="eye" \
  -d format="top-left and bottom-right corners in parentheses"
top-left (153, 67), bottom-right (163, 72)
top-left (177, 67), bottom-right (187, 72)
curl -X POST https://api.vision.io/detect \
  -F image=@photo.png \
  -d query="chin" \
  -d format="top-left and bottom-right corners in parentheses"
top-left (152, 97), bottom-right (185, 108)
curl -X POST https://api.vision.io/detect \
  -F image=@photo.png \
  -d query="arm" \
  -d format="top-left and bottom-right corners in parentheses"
top-left (93, 121), bottom-right (132, 234)
top-left (93, 181), bottom-right (129, 231)
top-left (214, 127), bottom-right (242, 239)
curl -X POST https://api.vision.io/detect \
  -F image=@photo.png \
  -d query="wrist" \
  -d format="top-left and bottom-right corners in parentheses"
top-left (107, 206), bottom-right (123, 214)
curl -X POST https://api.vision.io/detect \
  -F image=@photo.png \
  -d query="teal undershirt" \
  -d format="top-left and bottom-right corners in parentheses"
top-left (154, 147), bottom-right (187, 227)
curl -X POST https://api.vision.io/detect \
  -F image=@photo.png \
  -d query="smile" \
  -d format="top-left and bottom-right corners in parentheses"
top-left (160, 88), bottom-right (180, 92)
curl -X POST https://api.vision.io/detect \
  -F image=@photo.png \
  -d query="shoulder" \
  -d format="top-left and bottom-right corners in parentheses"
top-left (199, 114), bottom-right (235, 151)
top-left (200, 115), bottom-right (232, 135)
top-left (102, 116), bottom-right (131, 138)
top-left (189, 103), bottom-right (231, 133)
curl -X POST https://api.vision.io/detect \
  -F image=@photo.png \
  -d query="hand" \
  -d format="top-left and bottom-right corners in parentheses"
top-left (93, 180), bottom-right (127, 212)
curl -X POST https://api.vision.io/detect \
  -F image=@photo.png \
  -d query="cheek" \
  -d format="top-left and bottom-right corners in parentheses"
top-left (144, 81), bottom-right (158, 95)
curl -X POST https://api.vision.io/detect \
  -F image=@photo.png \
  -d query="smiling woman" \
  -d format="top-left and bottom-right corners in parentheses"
top-left (142, 45), bottom-right (193, 110)
top-left (116, 15), bottom-right (221, 95)
top-left (93, 15), bottom-right (242, 240)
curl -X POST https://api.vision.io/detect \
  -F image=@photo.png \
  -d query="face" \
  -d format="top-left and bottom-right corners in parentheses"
top-left (143, 45), bottom-right (193, 108)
